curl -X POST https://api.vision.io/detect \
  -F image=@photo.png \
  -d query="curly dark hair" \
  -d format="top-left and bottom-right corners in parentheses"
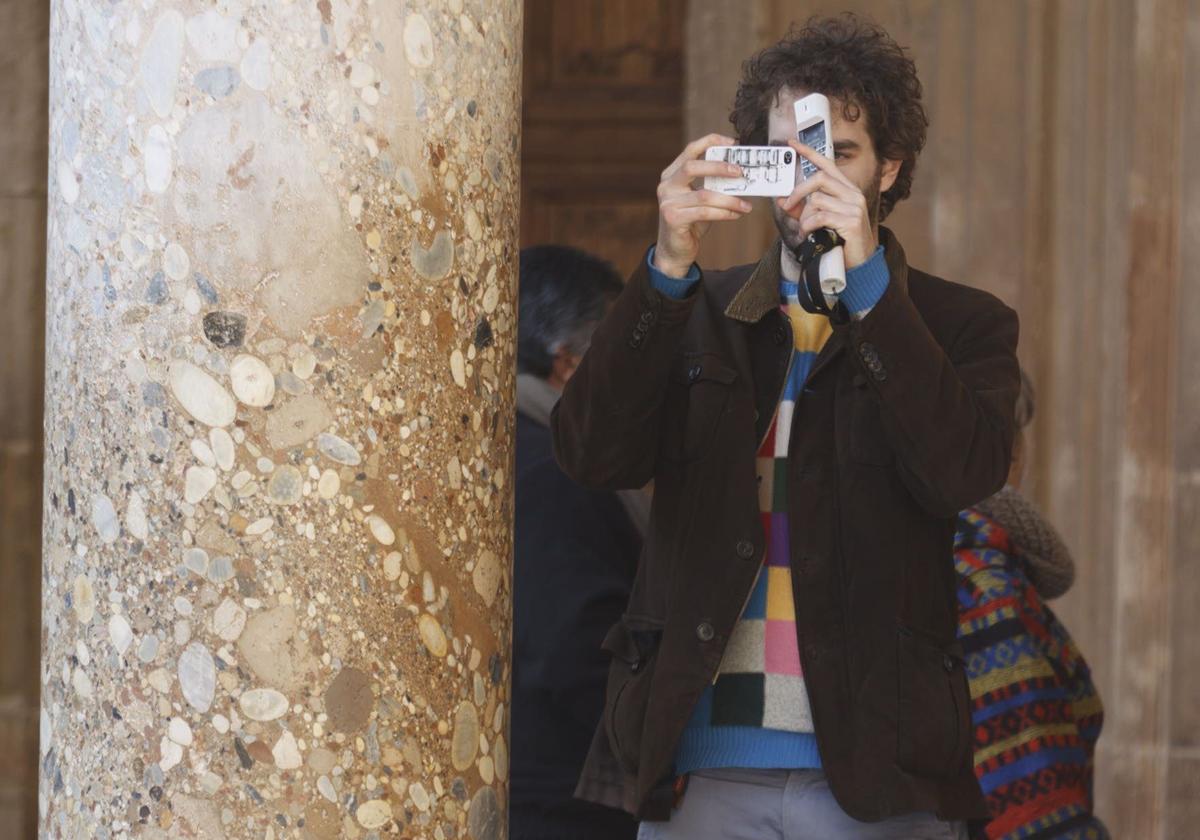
top-left (730, 15), bottom-right (928, 221)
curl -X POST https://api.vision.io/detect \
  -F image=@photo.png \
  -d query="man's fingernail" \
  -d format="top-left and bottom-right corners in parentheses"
top-left (740, 202), bottom-right (751, 212)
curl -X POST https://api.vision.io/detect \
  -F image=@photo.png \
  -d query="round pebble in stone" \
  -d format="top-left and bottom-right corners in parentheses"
top-left (144, 124), bottom-right (173, 193)
top-left (169, 361), bottom-right (237, 427)
top-left (468, 786), bottom-right (501, 840)
top-left (159, 736), bottom-right (183, 772)
top-left (212, 598), bottom-right (246, 641)
top-left (164, 242), bottom-right (190, 280)
top-left (73, 575), bottom-right (95, 623)
top-left (366, 515), bottom-right (395, 546)
top-left (109, 614), bottom-right (133, 656)
top-left (240, 688), bottom-right (289, 721)
top-left (272, 730), bottom-right (302, 769)
top-left (91, 493), bottom-right (120, 544)
top-left (202, 312), bottom-right (247, 349)
top-left (418, 614), bottom-right (447, 658)
top-left (356, 799), bottom-right (393, 829)
top-left (168, 717), bottom-right (193, 746)
top-left (317, 469), bottom-right (340, 499)
top-left (409, 781), bottom-right (431, 812)
top-left (472, 549), bottom-right (502, 607)
top-left (190, 438), bottom-right (216, 467)
top-left (230, 354), bottom-right (275, 407)
top-left (292, 351), bottom-right (316, 380)
top-left (403, 13), bottom-right (434, 67)
top-left (324, 667), bottom-right (374, 732)
top-left (209, 427), bottom-right (235, 471)
top-left (195, 65), bottom-right (239, 98)
top-left (451, 701), bottom-right (479, 771)
top-left (207, 555), bottom-right (234, 584)
top-left (317, 432), bottom-right (361, 466)
top-left (183, 547), bottom-right (209, 576)
top-left (267, 465), bottom-right (303, 505)
top-left (184, 465), bottom-right (217, 504)
top-left (412, 230), bottom-right (453, 281)
top-left (482, 284), bottom-right (500, 315)
top-left (450, 349), bottom-right (467, 388)
top-left (383, 551), bottom-right (402, 581)
top-left (57, 159), bottom-right (79, 205)
top-left (178, 642), bottom-right (216, 713)
top-left (478, 754), bottom-right (495, 784)
top-left (494, 735), bottom-right (509, 782)
top-left (137, 634), bottom-right (160, 663)
top-left (126, 491), bottom-right (149, 542)
top-left (276, 371), bottom-right (306, 395)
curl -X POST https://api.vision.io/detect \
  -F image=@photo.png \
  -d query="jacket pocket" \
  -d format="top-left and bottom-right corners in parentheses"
top-left (601, 616), bottom-right (664, 776)
top-left (660, 353), bottom-right (738, 462)
top-left (896, 626), bottom-right (972, 780)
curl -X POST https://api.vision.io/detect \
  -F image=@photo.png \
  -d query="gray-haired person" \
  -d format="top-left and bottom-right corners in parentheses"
top-left (510, 245), bottom-right (648, 840)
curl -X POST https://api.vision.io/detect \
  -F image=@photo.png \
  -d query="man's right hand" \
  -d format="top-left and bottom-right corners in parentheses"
top-left (653, 134), bottom-right (753, 278)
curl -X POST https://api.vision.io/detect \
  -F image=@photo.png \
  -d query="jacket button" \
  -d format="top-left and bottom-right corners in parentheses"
top-left (773, 326), bottom-right (788, 345)
top-left (943, 655), bottom-right (955, 673)
top-left (687, 364), bottom-right (702, 382)
top-left (805, 642), bottom-right (822, 663)
top-left (859, 341), bottom-right (878, 359)
top-left (630, 658), bottom-right (645, 674)
top-left (736, 540), bottom-right (755, 560)
top-left (696, 622), bottom-right (715, 642)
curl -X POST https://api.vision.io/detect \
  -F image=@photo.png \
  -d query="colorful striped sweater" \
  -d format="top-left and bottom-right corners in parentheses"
top-left (673, 281), bottom-right (832, 773)
top-left (955, 507), bottom-right (1109, 840)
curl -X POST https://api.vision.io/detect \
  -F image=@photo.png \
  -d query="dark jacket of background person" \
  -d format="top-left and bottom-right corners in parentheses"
top-left (510, 245), bottom-right (645, 840)
top-left (511, 375), bottom-right (643, 840)
top-left (956, 487), bottom-right (1109, 840)
top-left (552, 228), bottom-right (1021, 822)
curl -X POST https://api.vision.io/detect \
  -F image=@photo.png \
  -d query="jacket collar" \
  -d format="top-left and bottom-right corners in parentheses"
top-left (724, 226), bottom-right (910, 323)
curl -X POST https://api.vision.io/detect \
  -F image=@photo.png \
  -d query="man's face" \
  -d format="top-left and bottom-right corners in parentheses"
top-left (766, 87), bottom-right (894, 253)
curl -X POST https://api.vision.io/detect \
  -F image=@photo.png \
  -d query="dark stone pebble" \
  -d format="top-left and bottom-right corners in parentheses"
top-left (203, 311), bottom-right (247, 348)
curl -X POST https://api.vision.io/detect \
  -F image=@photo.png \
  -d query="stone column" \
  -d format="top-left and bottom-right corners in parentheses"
top-left (40, 1), bottom-right (520, 837)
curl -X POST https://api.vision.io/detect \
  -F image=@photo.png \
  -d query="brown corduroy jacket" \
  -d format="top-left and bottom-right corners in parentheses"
top-left (551, 228), bottom-right (1019, 823)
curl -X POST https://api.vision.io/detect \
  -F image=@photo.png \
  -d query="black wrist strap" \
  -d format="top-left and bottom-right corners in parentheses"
top-left (792, 229), bottom-right (842, 316)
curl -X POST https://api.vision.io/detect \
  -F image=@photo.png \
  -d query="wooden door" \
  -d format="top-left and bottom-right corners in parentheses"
top-left (520, 0), bottom-right (685, 275)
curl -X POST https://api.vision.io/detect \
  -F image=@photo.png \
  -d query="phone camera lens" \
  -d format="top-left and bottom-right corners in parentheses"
top-left (784, 151), bottom-right (793, 164)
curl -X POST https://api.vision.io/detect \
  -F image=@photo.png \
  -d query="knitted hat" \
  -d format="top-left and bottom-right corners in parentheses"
top-left (975, 485), bottom-right (1075, 599)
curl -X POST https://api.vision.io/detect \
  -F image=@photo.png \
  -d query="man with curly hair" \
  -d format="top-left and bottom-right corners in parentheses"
top-left (552, 15), bottom-right (1021, 839)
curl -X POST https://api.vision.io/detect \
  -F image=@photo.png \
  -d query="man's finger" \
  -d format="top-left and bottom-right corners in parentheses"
top-left (788, 140), bottom-right (856, 190)
top-left (663, 133), bottom-right (739, 180)
top-left (671, 206), bottom-right (745, 225)
top-left (677, 159), bottom-right (746, 183)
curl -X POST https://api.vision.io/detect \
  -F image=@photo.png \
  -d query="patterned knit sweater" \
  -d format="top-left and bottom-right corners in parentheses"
top-left (956, 507), bottom-right (1109, 840)
top-left (673, 280), bottom-right (832, 773)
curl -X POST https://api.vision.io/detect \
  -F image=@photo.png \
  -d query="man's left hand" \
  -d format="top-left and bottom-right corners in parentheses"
top-left (778, 141), bottom-right (877, 270)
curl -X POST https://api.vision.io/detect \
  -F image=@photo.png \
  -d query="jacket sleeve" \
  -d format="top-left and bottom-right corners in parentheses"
top-left (551, 254), bottom-right (700, 490)
top-left (834, 279), bottom-right (1020, 516)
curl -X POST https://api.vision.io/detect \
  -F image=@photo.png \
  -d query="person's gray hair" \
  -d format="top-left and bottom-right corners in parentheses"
top-left (517, 245), bottom-right (623, 378)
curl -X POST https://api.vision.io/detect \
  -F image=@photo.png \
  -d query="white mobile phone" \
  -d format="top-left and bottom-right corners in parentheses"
top-left (793, 93), bottom-right (846, 296)
top-left (703, 145), bottom-right (797, 197)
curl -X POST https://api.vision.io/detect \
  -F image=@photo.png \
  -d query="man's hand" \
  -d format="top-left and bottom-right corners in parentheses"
top-left (653, 134), bottom-right (753, 278)
top-left (778, 140), bottom-right (877, 269)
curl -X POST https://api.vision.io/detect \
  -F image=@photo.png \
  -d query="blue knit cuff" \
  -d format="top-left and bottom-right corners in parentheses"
top-left (838, 245), bottom-right (889, 315)
top-left (647, 245), bottom-right (700, 299)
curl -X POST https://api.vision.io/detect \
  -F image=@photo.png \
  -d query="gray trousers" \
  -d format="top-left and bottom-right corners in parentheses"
top-left (637, 769), bottom-right (967, 840)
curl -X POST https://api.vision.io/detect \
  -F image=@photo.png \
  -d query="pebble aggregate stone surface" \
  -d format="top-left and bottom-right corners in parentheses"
top-left (40, 0), bottom-right (521, 837)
